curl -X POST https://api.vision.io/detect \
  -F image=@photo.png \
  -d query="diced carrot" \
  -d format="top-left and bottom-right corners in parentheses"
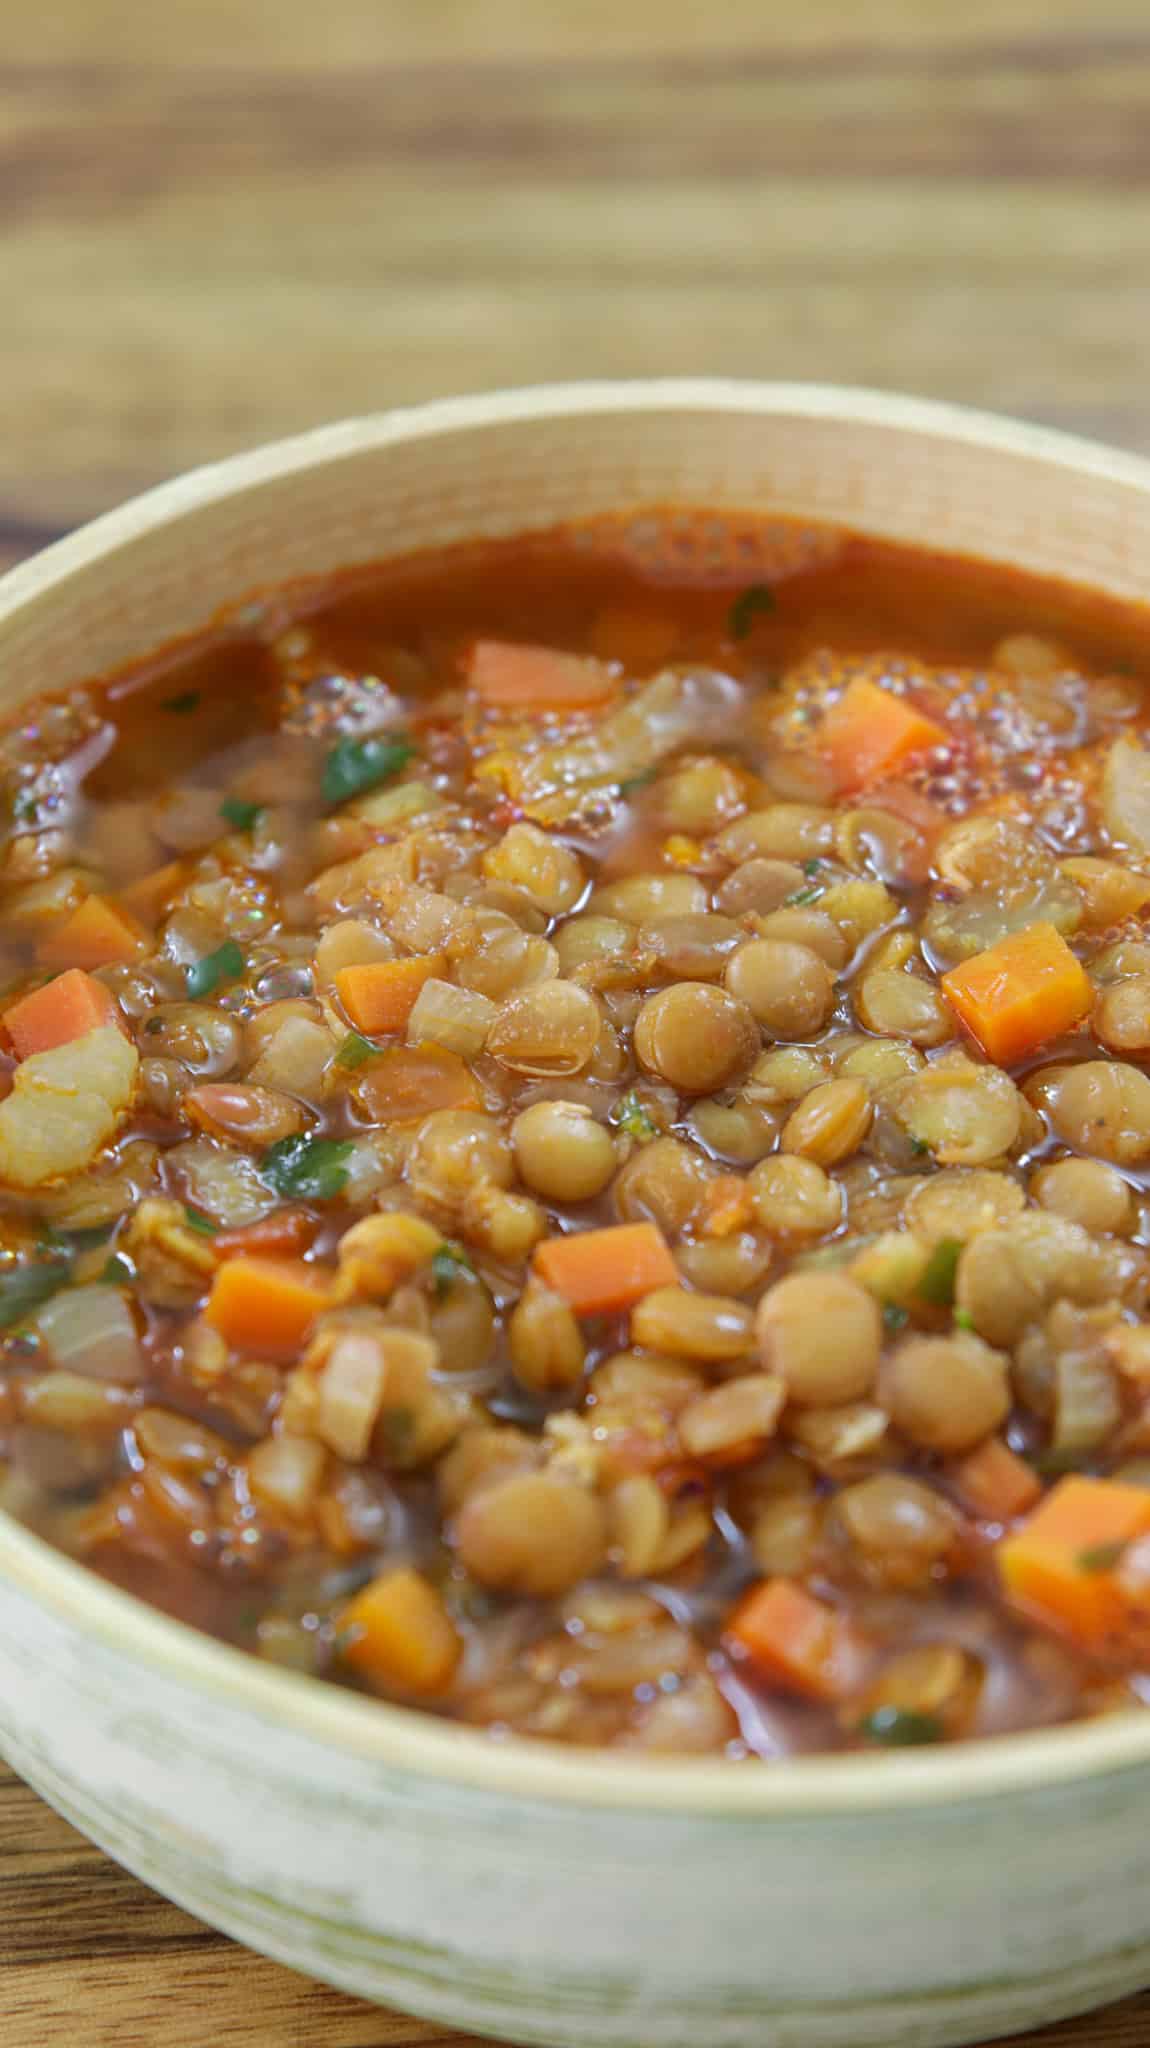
top-left (339, 1565), bottom-right (461, 1697)
top-left (464, 639), bottom-right (618, 711)
top-left (213, 1207), bottom-right (319, 1260)
top-left (941, 921), bottom-right (1092, 1066)
top-left (949, 1437), bottom-right (1042, 1523)
top-left (821, 677), bottom-right (950, 795)
top-left (3, 968), bottom-right (115, 1061)
top-left (120, 861), bottom-right (185, 921)
top-left (335, 955), bottom-right (445, 1035)
top-left (37, 894), bottom-right (149, 971)
top-left (999, 1475), bottom-right (1150, 1648)
top-left (726, 1578), bottom-right (865, 1703)
top-left (696, 1174), bottom-right (755, 1239)
top-left (532, 1221), bottom-right (679, 1318)
top-left (355, 1044), bottom-right (480, 1122)
top-left (204, 1256), bottom-right (333, 1362)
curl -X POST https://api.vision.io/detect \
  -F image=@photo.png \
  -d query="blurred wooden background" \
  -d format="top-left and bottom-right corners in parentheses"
top-left (6, 0), bottom-right (1150, 554)
top-left (4, 2), bottom-right (1150, 2042)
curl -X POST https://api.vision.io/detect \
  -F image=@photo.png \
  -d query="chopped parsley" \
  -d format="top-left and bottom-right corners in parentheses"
top-left (162, 690), bottom-right (201, 714)
top-left (335, 1030), bottom-right (376, 1071)
top-left (1031, 1447), bottom-right (1086, 1479)
top-left (860, 1708), bottom-right (944, 1749)
top-left (785, 885), bottom-right (823, 907)
top-left (619, 767), bottom-right (658, 798)
top-left (11, 789), bottom-right (38, 823)
top-left (184, 1207), bottom-right (218, 1237)
top-left (0, 1261), bottom-right (71, 1330)
top-left (615, 1090), bottom-right (658, 1143)
top-left (954, 1306), bottom-right (975, 1332)
top-left (917, 1237), bottom-right (962, 1308)
top-left (378, 1406), bottom-right (416, 1460)
top-left (260, 1134), bottom-right (353, 1202)
top-left (910, 1136), bottom-right (932, 1158)
top-left (432, 1241), bottom-right (475, 1297)
top-left (219, 796), bottom-right (264, 832)
top-left (1078, 1541), bottom-right (1128, 1574)
top-left (802, 858), bottom-right (822, 878)
top-left (882, 1302), bottom-right (909, 1333)
top-left (728, 584), bottom-right (777, 639)
top-left (186, 940), bottom-right (245, 1000)
top-left (101, 1252), bottom-right (134, 1286)
top-left (321, 735), bottom-right (414, 808)
top-left (34, 1226), bottom-right (74, 1264)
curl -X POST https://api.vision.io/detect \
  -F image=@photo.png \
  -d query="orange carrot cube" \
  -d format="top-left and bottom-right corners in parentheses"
top-left (999, 1476), bottom-right (1150, 1648)
top-left (821, 678), bottom-right (950, 794)
top-left (204, 1257), bottom-right (333, 1362)
top-left (941, 922), bottom-right (1092, 1066)
top-left (37, 894), bottom-right (149, 971)
top-left (3, 968), bottom-right (116, 1060)
top-left (336, 956), bottom-right (444, 1035)
top-left (532, 1222), bottom-right (679, 1318)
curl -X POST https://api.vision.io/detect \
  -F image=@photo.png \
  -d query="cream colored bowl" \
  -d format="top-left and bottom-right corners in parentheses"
top-left (3, 383), bottom-right (1150, 2048)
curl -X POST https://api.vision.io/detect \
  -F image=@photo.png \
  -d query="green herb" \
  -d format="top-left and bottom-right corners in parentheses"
top-left (432, 1241), bottom-right (475, 1297)
top-left (615, 1090), bottom-right (658, 1143)
top-left (883, 1302), bottom-right (909, 1333)
top-left (619, 768), bottom-right (658, 798)
top-left (378, 1406), bottom-right (415, 1460)
top-left (785, 885), bottom-right (823, 907)
top-left (954, 1307), bottom-right (975, 1332)
top-left (34, 1226), bottom-right (74, 1264)
top-left (335, 1030), bottom-right (375, 1071)
top-left (162, 690), bottom-right (201, 714)
top-left (860, 1707), bottom-right (944, 1749)
top-left (219, 796), bottom-right (264, 832)
top-left (61, 1224), bottom-right (116, 1252)
top-left (728, 584), bottom-right (777, 639)
top-left (321, 734), bottom-right (414, 808)
top-left (0, 1261), bottom-right (71, 1330)
top-left (917, 1236), bottom-right (962, 1308)
top-left (1030, 1447), bottom-right (1086, 1479)
top-left (795, 1232), bottom-right (880, 1273)
top-left (144, 1015), bottom-right (165, 1035)
top-left (260, 1134), bottom-right (353, 1202)
top-left (1078, 1541), bottom-right (1128, 1573)
top-left (910, 1136), bottom-right (932, 1158)
top-left (802, 858), bottom-right (822, 878)
top-left (101, 1252), bottom-right (134, 1286)
top-left (186, 939), bottom-right (245, 1000)
top-left (184, 1207), bottom-right (218, 1237)
top-left (11, 789), bottom-right (38, 823)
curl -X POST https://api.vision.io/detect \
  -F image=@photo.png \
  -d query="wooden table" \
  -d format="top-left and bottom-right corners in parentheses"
top-left (3, 3), bottom-right (1150, 2042)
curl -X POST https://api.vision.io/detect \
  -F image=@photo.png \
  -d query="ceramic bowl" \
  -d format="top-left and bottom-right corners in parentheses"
top-left (3, 383), bottom-right (1150, 2048)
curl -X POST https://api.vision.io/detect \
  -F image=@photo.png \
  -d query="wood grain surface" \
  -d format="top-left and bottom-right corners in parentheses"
top-left (4, 4), bottom-right (1150, 2044)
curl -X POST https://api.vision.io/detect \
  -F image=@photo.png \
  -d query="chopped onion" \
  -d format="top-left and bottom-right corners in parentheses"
top-left (249, 1016), bottom-right (335, 1097)
top-left (247, 1433), bottom-right (327, 1515)
top-left (316, 1331), bottom-right (388, 1462)
top-left (1103, 733), bottom-right (1150, 852)
top-left (167, 1139), bottom-right (275, 1227)
top-left (1053, 1348), bottom-right (1122, 1454)
top-left (406, 978), bottom-right (495, 1060)
top-left (34, 1285), bottom-right (143, 1383)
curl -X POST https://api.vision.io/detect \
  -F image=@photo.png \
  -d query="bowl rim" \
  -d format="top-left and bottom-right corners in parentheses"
top-left (6, 375), bottom-right (1150, 1817)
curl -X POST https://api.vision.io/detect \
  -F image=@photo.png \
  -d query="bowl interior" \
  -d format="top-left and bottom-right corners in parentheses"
top-left (6, 380), bottom-right (1150, 709)
top-left (3, 378), bottom-right (1150, 1814)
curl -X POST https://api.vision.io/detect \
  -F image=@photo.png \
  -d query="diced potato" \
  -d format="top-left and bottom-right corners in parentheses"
top-left (0, 1026), bottom-right (138, 1189)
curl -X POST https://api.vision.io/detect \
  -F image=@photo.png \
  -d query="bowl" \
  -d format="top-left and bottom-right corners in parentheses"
top-left (4, 382), bottom-right (1150, 2048)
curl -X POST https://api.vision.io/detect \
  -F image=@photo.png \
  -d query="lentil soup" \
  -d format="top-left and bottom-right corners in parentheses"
top-left (5, 513), bottom-right (1150, 1761)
